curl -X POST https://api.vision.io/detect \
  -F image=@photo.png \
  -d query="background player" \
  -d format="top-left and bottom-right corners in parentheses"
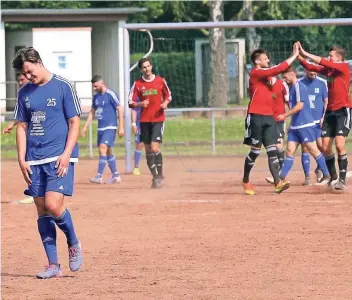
top-left (299, 70), bottom-right (328, 185)
top-left (81, 75), bottom-right (124, 184)
top-left (13, 47), bottom-right (82, 278)
top-left (3, 73), bottom-right (29, 134)
top-left (242, 47), bottom-right (298, 195)
top-left (297, 42), bottom-right (351, 190)
top-left (132, 105), bottom-right (144, 176)
top-left (277, 67), bottom-right (330, 188)
top-left (3, 73), bottom-right (34, 205)
top-left (129, 57), bottom-right (172, 189)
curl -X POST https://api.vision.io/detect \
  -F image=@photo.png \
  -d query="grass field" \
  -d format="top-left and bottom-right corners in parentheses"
top-left (2, 116), bottom-right (352, 159)
top-left (0, 116), bottom-right (249, 158)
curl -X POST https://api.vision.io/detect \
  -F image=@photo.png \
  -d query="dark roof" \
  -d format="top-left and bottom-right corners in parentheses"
top-left (1, 8), bottom-right (147, 22)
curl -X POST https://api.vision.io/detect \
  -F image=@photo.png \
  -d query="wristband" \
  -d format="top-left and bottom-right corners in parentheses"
top-left (132, 122), bottom-right (137, 126)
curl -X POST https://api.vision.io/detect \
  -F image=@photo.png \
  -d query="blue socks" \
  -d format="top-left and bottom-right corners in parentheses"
top-left (37, 215), bottom-right (58, 265)
top-left (315, 153), bottom-right (329, 176)
top-left (97, 155), bottom-right (107, 177)
top-left (301, 152), bottom-right (310, 177)
top-left (107, 155), bottom-right (119, 177)
top-left (134, 150), bottom-right (142, 168)
top-left (54, 209), bottom-right (79, 247)
top-left (280, 156), bottom-right (295, 180)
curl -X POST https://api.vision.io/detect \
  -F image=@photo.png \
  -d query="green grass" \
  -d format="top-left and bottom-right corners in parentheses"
top-left (3, 117), bottom-right (351, 159)
top-left (0, 116), bottom-right (248, 158)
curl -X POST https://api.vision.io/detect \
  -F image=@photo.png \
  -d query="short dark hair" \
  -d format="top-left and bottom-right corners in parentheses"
top-left (138, 57), bottom-right (152, 69)
top-left (330, 45), bottom-right (345, 60)
top-left (250, 49), bottom-right (268, 65)
top-left (283, 67), bottom-right (296, 74)
top-left (91, 75), bottom-right (103, 83)
top-left (12, 47), bottom-right (42, 73)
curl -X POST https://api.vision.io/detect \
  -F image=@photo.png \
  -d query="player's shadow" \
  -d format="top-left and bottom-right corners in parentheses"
top-left (1, 272), bottom-right (74, 278)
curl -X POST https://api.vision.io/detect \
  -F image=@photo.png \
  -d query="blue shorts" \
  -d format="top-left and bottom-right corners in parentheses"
top-left (24, 162), bottom-right (75, 197)
top-left (288, 127), bottom-right (316, 144)
top-left (135, 122), bottom-right (141, 144)
top-left (313, 124), bottom-right (322, 139)
top-left (97, 129), bottom-right (116, 147)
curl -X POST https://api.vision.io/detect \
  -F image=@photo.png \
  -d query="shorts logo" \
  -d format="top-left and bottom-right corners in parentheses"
top-left (58, 185), bottom-right (64, 190)
top-left (251, 138), bottom-right (259, 145)
top-left (304, 138), bottom-right (308, 142)
top-left (156, 137), bottom-right (161, 141)
top-left (338, 130), bottom-right (343, 134)
top-left (105, 140), bottom-right (109, 144)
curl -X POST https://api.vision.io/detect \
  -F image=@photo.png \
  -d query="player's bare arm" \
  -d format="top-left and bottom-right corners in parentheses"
top-left (320, 97), bottom-right (328, 128)
top-left (56, 116), bottom-right (80, 177)
top-left (81, 108), bottom-right (95, 137)
top-left (117, 105), bottom-right (124, 137)
top-left (16, 121), bottom-right (32, 185)
top-left (131, 109), bottom-right (138, 135)
top-left (277, 101), bottom-right (304, 121)
top-left (3, 120), bottom-right (19, 134)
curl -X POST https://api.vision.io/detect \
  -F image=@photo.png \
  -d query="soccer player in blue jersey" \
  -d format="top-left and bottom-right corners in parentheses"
top-left (299, 70), bottom-right (328, 185)
top-left (132, 105), bottom-right (144, 176)
top-left (12, 47), bottom-right (83, 279)
top-left (276, 67), bottom-right (331, 189)
top-left (81, 75), bottom-right (124, 184)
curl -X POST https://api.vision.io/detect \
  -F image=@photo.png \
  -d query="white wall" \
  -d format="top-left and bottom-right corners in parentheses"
top-left (91, 22), bottom-right (120, 99)
top-left (0, 22), bottom-right (6, 112)
top-left (33, 27), bottom-right (92, 110)
top-left (4, 29), bottom-right (32, 110)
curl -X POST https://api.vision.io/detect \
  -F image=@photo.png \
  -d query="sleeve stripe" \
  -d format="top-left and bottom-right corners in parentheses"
top-left (295, 82), bottom-right (301, 102)
top-left (162, 78), bottom-right (172, 101)
top-left (106, 89), bottom-right (120, 105)
top-left (14, 102), bottom-right (18, 119)
top-left (55, 76), bottom-right (82, 115)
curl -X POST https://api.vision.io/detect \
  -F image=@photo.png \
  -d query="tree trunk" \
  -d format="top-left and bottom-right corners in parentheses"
top-left (243, 0), bottom-right (261, 52)
top-left (208, 0), bottom-right (229, 107)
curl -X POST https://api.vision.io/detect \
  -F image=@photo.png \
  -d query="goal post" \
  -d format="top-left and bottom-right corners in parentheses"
top-left (121, 18), bottom-right (352, 174)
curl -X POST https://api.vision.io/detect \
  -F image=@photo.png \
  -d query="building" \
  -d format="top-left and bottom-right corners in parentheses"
top-left (0, 8), bottom-right (146, 112)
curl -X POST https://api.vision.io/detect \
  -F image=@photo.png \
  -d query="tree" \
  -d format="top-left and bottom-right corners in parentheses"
top-left (208, 0), bottom-right (229, 107)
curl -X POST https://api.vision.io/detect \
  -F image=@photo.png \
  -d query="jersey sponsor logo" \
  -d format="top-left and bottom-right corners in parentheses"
top-left (308, 95), bottom-right (316, 109)
top-left (46, 98), bottom-right (56, 107)
top-left (30, 111), bottom-right (46, 137)
top-left (142, 89), bottom-right (158, 96)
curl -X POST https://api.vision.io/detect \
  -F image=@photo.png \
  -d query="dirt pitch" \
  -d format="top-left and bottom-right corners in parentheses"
top-left (2, 156), bottom-right (352, 300)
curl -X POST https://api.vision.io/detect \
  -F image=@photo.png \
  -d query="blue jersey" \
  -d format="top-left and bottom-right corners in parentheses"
top-left (289, 81), bottom-right (315, 129)
top-left (14, 75), bottom-right (82, 165)
top-left (92, 89), bottom-right (121, 131)
top-left (299, 76), bottom-right (328, 124)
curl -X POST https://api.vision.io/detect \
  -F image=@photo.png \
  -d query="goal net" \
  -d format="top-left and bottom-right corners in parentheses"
top-left (125, 20), bottom-right (352, 172)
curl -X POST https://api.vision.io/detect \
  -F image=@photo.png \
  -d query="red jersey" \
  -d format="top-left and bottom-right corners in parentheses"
top-left (272, 78), bottom-right (289, 121)
top-left (129, 75), bottom-right (172, 122)
top-left (248, 61), bottom-right (289, 115)
top-left (299, 58), bottom-right (351, 111)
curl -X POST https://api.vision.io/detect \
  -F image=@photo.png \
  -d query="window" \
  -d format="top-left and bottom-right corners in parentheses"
top-left (58, 55), bottom-right (67, 69)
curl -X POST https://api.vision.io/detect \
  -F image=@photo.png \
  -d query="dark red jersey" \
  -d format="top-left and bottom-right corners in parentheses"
top-left (272, 78), bottom-right (289, 121)
top-left (299, 58), bottom-right (351, 111)
top-left (248, 61), bottom-right (289, 115)
top-left (129, 75), bottom-right (172, 122)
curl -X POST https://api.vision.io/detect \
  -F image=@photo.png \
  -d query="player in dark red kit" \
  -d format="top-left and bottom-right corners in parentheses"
top-left (297, 42), bottom-right (351, 190)
top-left (242, 46), bottom-right (299, 195)
top-left (265, 77), bottom-right (289, 184)
top-left (129, 57), bottom-right (172, 188)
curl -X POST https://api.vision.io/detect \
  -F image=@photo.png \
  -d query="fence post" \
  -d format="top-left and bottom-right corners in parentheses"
top-left (211, 108), bottom-right (216, 155)
top-left (88, 122), bottom-right (93, 158)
